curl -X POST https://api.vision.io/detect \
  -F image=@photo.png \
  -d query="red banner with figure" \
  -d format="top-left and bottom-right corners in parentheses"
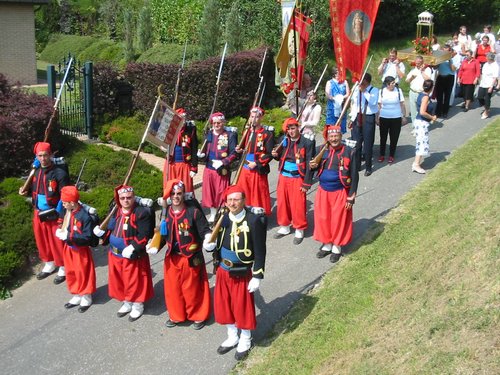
top-left (329, 0), bottom-right (380, 82)
top-left (275, 8), bottom-right (313, 94)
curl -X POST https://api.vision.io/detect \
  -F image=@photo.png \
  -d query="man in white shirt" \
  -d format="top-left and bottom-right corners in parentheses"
top-left (406, 55), bottom-right (433, 127)
top-left (377, 48), bottom-right (406, 84)
top-left (348, 73), bottom-right (379, 176)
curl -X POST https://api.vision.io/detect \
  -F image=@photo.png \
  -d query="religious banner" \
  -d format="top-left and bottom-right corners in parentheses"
top-left (329, 0), bottom-right (381, 82)
top-left (280, 0), bottom-right (296, 35)
top-left (146, 99), bottom-right (184, 156)
top-left (275, 8), bottom-right (313, 94)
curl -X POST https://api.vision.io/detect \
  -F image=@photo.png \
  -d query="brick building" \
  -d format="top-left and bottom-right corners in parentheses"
top-left (0, 0), bottom-right (48, 85)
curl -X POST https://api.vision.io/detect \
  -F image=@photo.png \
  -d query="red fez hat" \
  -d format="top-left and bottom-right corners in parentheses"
top-left (61, 186), bottom-right (79, 202)
top-left (223, 185), bottom-right (245, 201)
top-left (250, 106), bottom-right (265, 116)
top-left (282, 117), bottom-right (299, 133)
top-left (34, 142), bottom-right (52, 155)
top-left (176, 108), bottom-right (187, 117)
top-left (210, 112), bottom-right (225, 123)
top-left (163, 179), bottom-right (185, 200)
top-left (322, 125), bottom-right (342, 140)
top-left (114, 184), bottom-right (134, 206)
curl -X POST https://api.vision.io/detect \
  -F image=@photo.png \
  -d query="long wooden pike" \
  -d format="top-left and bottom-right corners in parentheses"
top-left (20, 57), bottom-right (74, 195)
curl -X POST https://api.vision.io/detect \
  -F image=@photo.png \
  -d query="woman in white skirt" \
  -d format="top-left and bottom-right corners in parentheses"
top-left (412, 79), bottom-right (437, 174)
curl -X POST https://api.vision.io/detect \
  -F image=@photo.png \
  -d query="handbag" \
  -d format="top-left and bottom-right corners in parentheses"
top-left (38, 208), bottom-right (59, 222)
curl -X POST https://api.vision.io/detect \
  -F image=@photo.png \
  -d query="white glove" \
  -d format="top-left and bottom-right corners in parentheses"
top-left (93, 225), bottom-right (105, 238)
top-left (197, 150), bottom-right (206, 159)
top-left (139, 197), bottom-right (153, 207)
top-left (146, 247), bottom-right (159, 255)
top-left (247, 277), bottom-right (261, 293)
top-left (211, 160), bottom-right (223, 170)
top-left (189, 171), bottom-right (196, 178)
top-left (55, 228), bottom-right (68, 241)
top-left (203, 240), bottom-right (216, 252)
top-left (121, 244), bottom-right (135, 259)
top-left (157, 197), bottom-right (165, 207)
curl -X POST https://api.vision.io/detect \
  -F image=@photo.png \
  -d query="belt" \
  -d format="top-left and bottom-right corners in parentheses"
top-left (221, 258), bottom-right (246, 268)
top-left (111, 246), bottom-right (121, 255)
top-left (282, 169), bottom-right (299, 176)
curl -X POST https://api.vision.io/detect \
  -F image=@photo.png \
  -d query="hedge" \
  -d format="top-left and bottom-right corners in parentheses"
top-left (136, 43), bottom-right (200, 65)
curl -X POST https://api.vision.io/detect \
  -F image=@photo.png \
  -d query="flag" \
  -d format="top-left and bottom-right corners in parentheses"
top-left (275, 8), bottom-right (313, 94)
top-left (329, 0), bottom-right (381, 82)
top-left (145, 99), bottom-right (184, 155)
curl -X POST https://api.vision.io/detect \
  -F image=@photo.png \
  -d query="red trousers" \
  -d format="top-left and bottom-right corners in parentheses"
top-left (63, 244), bottom-right (96, 295)
top-left (163, 253), bottom-right (211, 322)
top-left (33, 211), bottom-right (64, 266)
top-left (276, 174), bottom-right (307, 230)
top-left (237, 168), bottom-right (271, 215)
top-left (313, 187), bottom-right (353, 246)
top-left (108, 252), bottom-right (154, 303)
top-left (201, 168), bottom-right (229, 208)
top-left (163, 161), bottom-right (194, 193)
top-left (214, 267), bottom-right (256, 330)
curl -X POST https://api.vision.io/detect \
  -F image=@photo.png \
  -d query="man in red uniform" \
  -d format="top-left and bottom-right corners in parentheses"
top-left (19, 142), bottom-right (69, 283)
top-left (147, 179), bottom-right (211, 329)
top-left (93, 185), bottom-right (154, 322)
top-left (55, 186), bottom-right (96, 313)
top-left (309, 125), bottom-right (359, 263)
top-left (271, 118), bottom-right (315, 245)
top-left (205, 185), bottom-right (267, 361)
top-left (162, 108), bottom-right (198, 193)
top-left (199, 112), bottom-right (237, 223)
top-left (234, 107), bottom-right (275, 215)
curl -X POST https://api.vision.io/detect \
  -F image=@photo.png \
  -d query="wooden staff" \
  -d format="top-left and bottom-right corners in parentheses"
top-left (98, 86), bottom-right (163, 231)
top-left (198, 43), bottom-right (228, 155)
top-left (19, 57), bottom-right (74, 195)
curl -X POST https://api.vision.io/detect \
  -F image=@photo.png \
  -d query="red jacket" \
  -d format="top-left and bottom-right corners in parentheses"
top-left (458, 58), bottom-right (480, 84)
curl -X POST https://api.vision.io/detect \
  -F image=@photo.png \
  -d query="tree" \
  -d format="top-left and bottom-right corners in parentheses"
top-left (123, 9), bottom-right (135, 62)
top-left (224, 0), bottom-right (243, 53)
top-left (137, 5), bottom-right (153, 52)
top-left (198, 0), bottom-right (222, 59)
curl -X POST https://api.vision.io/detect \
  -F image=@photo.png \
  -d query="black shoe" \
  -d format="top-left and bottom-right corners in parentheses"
top-left (128, 314), bottom-right (142, 322)
top-left (78, 305), bottom-right (91, 313)
top-left (165, 319), bottom-right (178, 328)
top-left (64, 302), bottom-right (79, 309)
top-left (273, 232), bottom-right (289, 239)
top-left (117, 311), bottom-right (129, 318)
top-left (217, 344), bottom-right (238, 355)
top-left (53, 275), bottom-right (66, 285)
top-left (463, 107), bottom-right (468, 112)
top-left (330, 253), bottom-right (341, 263)
top-left (364, 170), bottom-right (372, 177)
top-left (192, 321), bottom-right (205, 330)
top-left (316, 249), bottom-right (331, 259)
top-left (234, 343), bottom-right (254, 361)
top-left (36, 270), bottom-right (54, 280)
top-left (293, 237), bottom-right (304, 245)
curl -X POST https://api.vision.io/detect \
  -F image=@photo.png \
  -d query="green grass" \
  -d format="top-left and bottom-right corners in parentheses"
top-left (236, 119), bottom-right (500, 374)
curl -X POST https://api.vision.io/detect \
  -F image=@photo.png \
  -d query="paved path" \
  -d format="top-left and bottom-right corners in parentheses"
top-left (0, 95), bottom-right (497, 375)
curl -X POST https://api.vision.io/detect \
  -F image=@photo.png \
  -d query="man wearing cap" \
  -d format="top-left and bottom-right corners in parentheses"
top-left (199, 112), bottom-right (238, 223)
top-left (162, 108), bottom-right (198, 194)
top-left (19, 142), bottom-right (69, 283)
top-left (309, 125), bottom-right (359, 263)
top-left (146, 179), bottom-right (212, 330)
top-left (234, 107), bottom-right (275, 216)
top-left (348, 73), bottom-right (379, 176)
top-left (204, 185), bottom-right (267, 361)
top-left (93, 185), bottom-right (154, 322)
top-left (55, 186), bottom-right (96, 313)
top-left (271, 118), bottom-right (315, 245)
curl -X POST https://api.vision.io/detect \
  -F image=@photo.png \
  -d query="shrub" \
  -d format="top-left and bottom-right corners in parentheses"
top-left (0, 74), bottom-right (64, 180)
top-left (39, 34), bottom-right (96, 64)
top-left (92, 63), bottom-right (126, 125)
top-left (79, 39), bottom-right (122, 64)
top-left (136, 44), bottom-right (199, 64)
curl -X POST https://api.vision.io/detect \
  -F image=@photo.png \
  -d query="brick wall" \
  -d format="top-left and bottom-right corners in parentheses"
top-left (0, 3), bottom-right (37, 85)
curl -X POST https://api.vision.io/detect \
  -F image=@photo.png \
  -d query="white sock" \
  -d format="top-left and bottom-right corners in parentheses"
top-left (80, 294), bottom-right (92, 307)
top-left (57, 266), bottom-right (65, 277)
top-left (130, 302), bottom-right (144, 318)
top-left (332, 245), bottom-right (341, 254)
top-left (236, 329), bottom-right (252, 352)
top-left (277, 225), bottom-right (291, 235)
top-left (321, 243), bottom-right (333, 252)
top-left (220, 324), bottom-right (239, 347)
top-left (118, 301), bottom-right (132, 313)
top-left (68, 295), bottom-right (81, 305)
top-left (294, 229), bottom-right (304, 238)
top-left (42, 261), bottom-right (55, 273)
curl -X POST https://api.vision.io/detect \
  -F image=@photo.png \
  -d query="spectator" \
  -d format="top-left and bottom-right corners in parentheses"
top-left (480, 25), bottom-right (496, 48)
top-left (431, 35), bottom-right (440, 51)
top-left (377, 76), bottom-right (407, 164)
top-left (377, 48), bottom-right (406, 84)
top-left (325, 67), bottom-right (350, 133)
top-left (475, 35), bottom-right (493, 68)
top-left (458, 26), bottom-right (472, 55)
top-left (434, 44), bottom-right (460, 118)
top-left (405, 55), bottom-right (433, 128)
top-left (412, 79), bottom-right (436, 174)
top-left (299, 90), bottom-right (322, 137)
top-left (477, 52), bottom-right (499, 119)
top-left (457, 50), bottom-right (480, 111)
